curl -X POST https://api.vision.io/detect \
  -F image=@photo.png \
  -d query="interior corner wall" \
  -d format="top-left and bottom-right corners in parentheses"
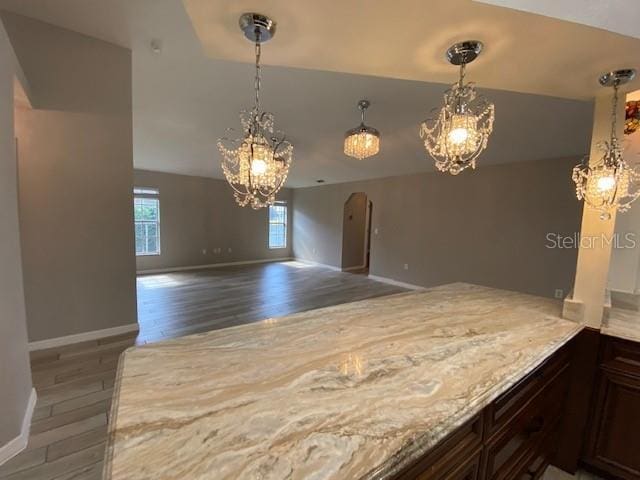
top-left (0, 21), bottom-right (33, 448)
top-left (608, 129), bottom-right (640, 294)
top-left (293, 157), bottom-right (582, 298)
top-left (133, 170), bottom-right (293, 271)
top-left (3, 12), bottom-right (137, 342)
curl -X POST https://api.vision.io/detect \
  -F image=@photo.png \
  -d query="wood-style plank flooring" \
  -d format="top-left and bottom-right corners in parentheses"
top-left (0, 333), bottom-right (134, 480)
top-left (0, 262), bottom-right (405, 480)
top-left (136, 260), bottom-right (405, 343)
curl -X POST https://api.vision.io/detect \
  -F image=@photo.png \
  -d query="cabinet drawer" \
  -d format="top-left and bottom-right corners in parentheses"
top-left (394, 415), bottom-right (483, 480)
top-left (438, 451), bottom-right (482, 480)
top-left (482, 364), bottom-right (569, 480)
top-left (601, 336), bottom-right (640, 378)
top-left (485, 345), bottom-right (570, 439)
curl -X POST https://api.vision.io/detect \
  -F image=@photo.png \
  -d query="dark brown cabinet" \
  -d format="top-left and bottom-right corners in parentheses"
top-left (583, 336), bottom-right (640, 480)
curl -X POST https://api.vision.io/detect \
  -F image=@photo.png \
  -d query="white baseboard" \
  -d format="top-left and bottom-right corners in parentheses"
top-left (0, 388), bottom-right (37, 466)
top-left (292, 258), bottom-right (342, 272)
top-left (28, 323), bottom-right (139, 352)
top-left (368, 274), bottom-right (425, 290)
top-left (137, 257), bottom-right (293, 275)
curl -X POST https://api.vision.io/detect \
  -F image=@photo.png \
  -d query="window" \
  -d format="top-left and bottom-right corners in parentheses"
top-left (134, 188), bottom-right (160, 256)
top-left (268, 201), bottom-right (287, 249)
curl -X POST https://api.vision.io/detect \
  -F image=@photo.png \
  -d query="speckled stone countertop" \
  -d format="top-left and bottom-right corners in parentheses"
top-left (103, 283), bottom-right (582, 480)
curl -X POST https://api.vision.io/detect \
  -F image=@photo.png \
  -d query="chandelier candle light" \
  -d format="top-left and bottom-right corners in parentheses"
top-left (572, 69), bottom-right (640, 220)
top-left (344, 100), bottom-right (380, 160)
top-left (420, 41), bottom-right (495, 175)
top-left (217, 13), bottom-right (293, 209)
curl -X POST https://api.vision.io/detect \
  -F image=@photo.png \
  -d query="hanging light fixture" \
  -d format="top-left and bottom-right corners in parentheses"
top-left (420, 41), bottom-right (495, 175)
top-left (217, 13), bottom-right (293, 209)
top-left (572, 69), bottom-right (640, 220)
top-left (344, 100), bottom-right (380, 160)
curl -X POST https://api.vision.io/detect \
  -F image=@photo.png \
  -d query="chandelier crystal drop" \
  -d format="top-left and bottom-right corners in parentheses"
top-left (420, 41), bottom-right (494, 175)
top-left (344, 100), bottom-right (380, 160)
top-left (572, 69), bottom-right (640, 220)
top-left (217, 13), bottom-right (292, 209)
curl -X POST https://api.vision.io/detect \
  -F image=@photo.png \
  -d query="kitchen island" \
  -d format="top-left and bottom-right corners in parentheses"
top-left (104, 283), bottom-right (582, 479)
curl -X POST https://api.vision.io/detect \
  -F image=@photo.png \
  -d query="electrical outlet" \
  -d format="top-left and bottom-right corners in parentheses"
top-left (202, 248), bottom-right (207, 255)
top-left (554, 289), bottom-right (564, 299)
top-left (228, 248), bottom-right (232, 253)
top-left (403, 263), bottom-right (409, 270)
top-left (374, 228), bottom-right (379, 235)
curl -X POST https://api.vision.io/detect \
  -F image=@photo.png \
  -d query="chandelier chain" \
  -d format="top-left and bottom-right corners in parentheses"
top-left (458, 62), bottom-right (466, 88)
top-left (610, 80), bottom-right (619, 144)
top-left (254, 29), bottom-right (261, 113)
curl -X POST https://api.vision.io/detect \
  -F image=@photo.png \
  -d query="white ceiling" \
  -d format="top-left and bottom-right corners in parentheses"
top-left (475, 0), bottom-right (640, 40)
top-left (184, 0), bottom-right (640, 100)
top-left (0, 0), bottom-right (622, 187)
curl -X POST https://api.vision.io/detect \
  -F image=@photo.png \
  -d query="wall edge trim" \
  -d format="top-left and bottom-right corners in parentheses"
top-left (136, 257), bottom-right (294, 275)
top-left (0, 388), bottom-right (37, 466)
top-left (28, 323), bottom-right (139, 352)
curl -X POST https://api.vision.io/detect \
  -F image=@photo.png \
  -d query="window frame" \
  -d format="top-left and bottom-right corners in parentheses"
top-left (134, 188), bottom-right (161, 257)
top-left (268, 201), bottom-right (288, 250)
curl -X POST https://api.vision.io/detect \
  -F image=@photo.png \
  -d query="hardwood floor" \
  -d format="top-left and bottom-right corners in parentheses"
top-left (0, 261), bottom-right (406, 480)
top-left (136, 260), bottom-right (406, 343)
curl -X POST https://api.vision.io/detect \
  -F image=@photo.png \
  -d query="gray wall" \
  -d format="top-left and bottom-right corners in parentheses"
top-left (293, 157), bottom-right (582, 298)
top-left (0, 21), bottom-right (32, 447)
top-left (134, 170), bottom-right (293, 271)
top-left (4, 13), bottom-right (138, 342)
top-left (341, 192), bottom-right (367, 269)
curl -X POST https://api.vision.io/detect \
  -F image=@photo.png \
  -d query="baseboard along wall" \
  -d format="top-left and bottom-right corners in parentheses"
top-left (367, 274), bottom-right (425, 291)
top-left (28, 323), bottom-right (139, 352)
top-left (0, 388), bottom-right (37, 466)
top-left (137, 257), bottom-right (294, 275)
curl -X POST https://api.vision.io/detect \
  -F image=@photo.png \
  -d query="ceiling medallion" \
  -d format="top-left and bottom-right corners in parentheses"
top-left (217, 13), bottom-right (293, 209)
top-left (420, 41), bottom-right (495, 175)
top-left (573, 69), bottom-right (640, 220)
top-left (344, 100), bottom-right (380, 160)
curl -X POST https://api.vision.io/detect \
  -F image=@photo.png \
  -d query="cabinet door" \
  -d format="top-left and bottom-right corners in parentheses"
top-left (585, 368), bottom-right (640, 480)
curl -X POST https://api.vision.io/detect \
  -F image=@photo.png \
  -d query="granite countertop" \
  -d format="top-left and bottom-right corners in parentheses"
top-left (602, 307), bottom-right (640, 343)
top-left (103, 283), bottom-right (582, 480)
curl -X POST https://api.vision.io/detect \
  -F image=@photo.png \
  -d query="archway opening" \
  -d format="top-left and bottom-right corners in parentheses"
top-left (341, 192), bottom-right (373, 275)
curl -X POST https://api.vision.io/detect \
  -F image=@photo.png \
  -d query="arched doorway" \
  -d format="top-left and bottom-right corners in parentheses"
top-left (341, 192), bottom-right (373, 274)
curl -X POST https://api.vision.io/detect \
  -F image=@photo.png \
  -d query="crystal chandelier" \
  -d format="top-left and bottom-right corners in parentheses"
top-left (344, 100), bottom-right (380, 160)
top-left (420, 41), bottom-right (495, 175)
top-left (217, 13), bottom-right (293, 209)
top-left (572, 69), bottom-right (640, 220)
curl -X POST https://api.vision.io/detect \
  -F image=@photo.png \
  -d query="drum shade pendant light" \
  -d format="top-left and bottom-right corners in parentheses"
top-left (217, 13), bottom-right (293, 209)
top-left (344, 100), bottom-right (380, 160)
top-left (420, 41), bottom-right (495, 175)
top-left (572, 69), bottom-right (640, 220)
